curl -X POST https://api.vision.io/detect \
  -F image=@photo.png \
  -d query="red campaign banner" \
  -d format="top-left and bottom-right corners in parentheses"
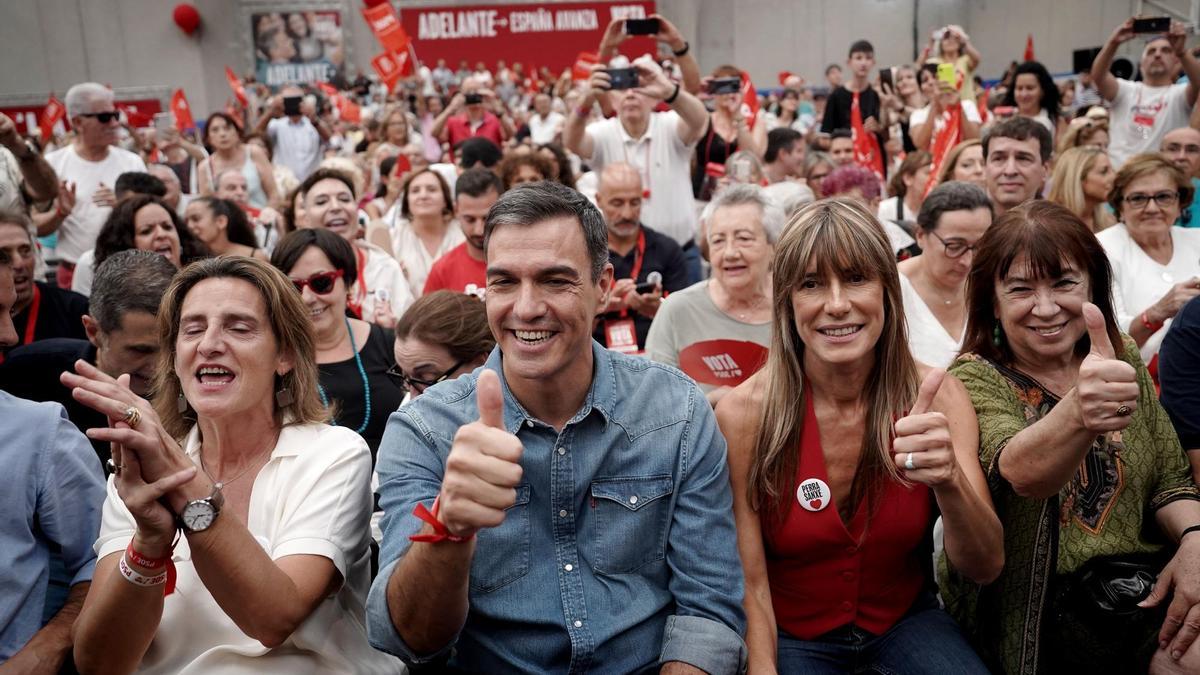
top-left (362, 2), bottom-right (411, 54)
top-left (38, 95), bottom-right (66, 144)
top-left (225, 66), bottom-right (249, 107)
top-left (401, 1), bottom-right (656, 75)
top-left (170, 89), bottom-right (196, 131)
top-left (676, 340), bottom-right (769, 388)
top-left (372, 51), bottom-right (408, 91)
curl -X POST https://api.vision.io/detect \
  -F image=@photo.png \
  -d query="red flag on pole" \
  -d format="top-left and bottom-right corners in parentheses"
top-left (225, 67), bottom-right (249, 107)
top-left (38, 95), bottom-right (66, 143)
top-left (362, 2), bottom-right (410, 55)
top-left (572, 52), bottom-right (599, 81)
top-left (170, 89), bottom-right (196, 131)
top-left (372, 52), bottom-right (404, 91)
top-left (740, 71), bottom-right (760, 129)
top-left (1024, 34), bottom-right (1035, 62)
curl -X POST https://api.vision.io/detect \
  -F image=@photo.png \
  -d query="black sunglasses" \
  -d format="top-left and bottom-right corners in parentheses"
top-left (386, 359), bottom-right (468, 393)
top-left (79, 111), bottom-right (120, 123)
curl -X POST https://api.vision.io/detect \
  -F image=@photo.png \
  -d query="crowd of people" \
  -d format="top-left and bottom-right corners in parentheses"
top-left (3, 9), bottom-right (1200, 674)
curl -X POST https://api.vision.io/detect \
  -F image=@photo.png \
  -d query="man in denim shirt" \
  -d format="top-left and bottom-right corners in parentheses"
top-left (368, 181), bottom-right (747, 673)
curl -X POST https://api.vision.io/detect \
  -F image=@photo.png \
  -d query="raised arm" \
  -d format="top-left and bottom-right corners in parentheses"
top-left (1092, 19), bottom-right (1135, 102)
top-left (430, 92), bottom-right (464, 143)
top-left (652, 15), bottom-right (701, 94)
top-left (563, 66), bottom-right (609, 161)
top-left (0, 113), bottom-right (57, 202)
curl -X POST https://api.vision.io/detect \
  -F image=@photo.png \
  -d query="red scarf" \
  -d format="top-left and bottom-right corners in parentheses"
top-left (850, 91), bottom-right (884, 181)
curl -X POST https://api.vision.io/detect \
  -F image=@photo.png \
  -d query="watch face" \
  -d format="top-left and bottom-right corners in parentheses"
top-left (182, 501), bottom-right (215, 531)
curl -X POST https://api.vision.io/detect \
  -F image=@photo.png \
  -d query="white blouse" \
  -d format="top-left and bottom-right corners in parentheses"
top-left (95, 424), bottom-right (403, 674)
top-left (384, 210), bottom-right (465, 296)
top-left (899, 272), bottom-right (964, 368)
top-left (1097, 224), bottom-right (1200, 362)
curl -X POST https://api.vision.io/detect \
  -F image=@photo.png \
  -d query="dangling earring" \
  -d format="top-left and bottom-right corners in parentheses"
top-left (177, 390), bottom-right (189, 413)
top-left (992, 323), bottom-right (1003, 347)
top-left (275, 373), bottom-right (293, 408)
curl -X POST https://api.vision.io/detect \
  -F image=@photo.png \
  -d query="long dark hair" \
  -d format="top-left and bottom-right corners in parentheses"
top-left (960, 200), bottom-right (1121, 364)
top-left (201, 112), bottom-right (244, 151)
top-left (190, 196), bottom-right (259, 248)
top-left (95, 195), bottom-right (209, 268)
top-left (537, 143), bottom-right (577, 189)
top-left (1002, 61), bottom-right (1061, 123)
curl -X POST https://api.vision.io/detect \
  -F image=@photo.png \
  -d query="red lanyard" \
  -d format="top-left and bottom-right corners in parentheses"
top-left (618, 230), bottom-right (647, 319)
top-left (23, 284), bottom-right (40, 346)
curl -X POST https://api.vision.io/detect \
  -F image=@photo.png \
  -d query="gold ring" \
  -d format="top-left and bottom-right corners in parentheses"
top-left (1115, 404), bottom-right (1132, 417)
top-left (122, 406), bottom-right (142, 429)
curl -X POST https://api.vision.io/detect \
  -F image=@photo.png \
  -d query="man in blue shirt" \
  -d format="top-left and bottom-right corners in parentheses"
top-left (0, 249), bottom-right (105, 669)
top-left (368, 181), bottom-right (747, 673)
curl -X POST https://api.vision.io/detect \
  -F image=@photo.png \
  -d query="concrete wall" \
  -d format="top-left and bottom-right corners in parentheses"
top-left (0, 0), bottom-right (1163, 116)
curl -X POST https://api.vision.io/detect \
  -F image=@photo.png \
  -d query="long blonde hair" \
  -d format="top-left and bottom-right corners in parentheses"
top-left (153, 256), bottom-right (327, 439)
top-left (1047, 147), bottom-right (1114, 231)
top-left (748, 198), bottom-right (918, 516)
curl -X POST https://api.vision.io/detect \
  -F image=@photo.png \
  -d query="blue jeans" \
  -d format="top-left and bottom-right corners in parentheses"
top-left (776, 593), bottom-right (987, 674)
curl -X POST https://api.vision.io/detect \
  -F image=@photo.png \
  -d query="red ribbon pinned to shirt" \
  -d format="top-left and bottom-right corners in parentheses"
top-left (409, 496), bottom-right (474, 543)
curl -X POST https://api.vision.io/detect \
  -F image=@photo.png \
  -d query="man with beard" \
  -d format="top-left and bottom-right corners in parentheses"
top-left (1093, 18), bottom-right (1200, 167)
top-left (591, 163), bottom-right (689, 351)
top-left (424, 168), bottom-right (504, 297)
top-left (0, 249), bottom-right (174, 467)
top-left (0, 211), bottom-right (88, 359)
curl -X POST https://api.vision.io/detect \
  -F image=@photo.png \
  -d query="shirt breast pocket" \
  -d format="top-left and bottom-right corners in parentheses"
top-left (469, 484), bottom-right (531, 593)
top-left (589, 475), bottom-right (674, 575)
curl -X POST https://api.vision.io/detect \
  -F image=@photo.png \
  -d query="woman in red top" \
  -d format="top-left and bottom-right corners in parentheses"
top-left (716, 198), bottom-right (1003, 673)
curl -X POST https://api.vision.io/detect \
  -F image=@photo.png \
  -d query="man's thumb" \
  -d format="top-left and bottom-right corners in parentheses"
top-left (1083, 302), bottom-right (1116, 359)
top-left (475, 369), bottom-right (505, 429)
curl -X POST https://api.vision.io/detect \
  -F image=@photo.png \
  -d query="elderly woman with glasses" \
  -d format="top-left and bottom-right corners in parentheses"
top-left (270, 229), bottom-right (404, 461)
top-left (1098, 153), bottom-right (1200, 367)
top-left (391, 290), bottom-right (494, 398)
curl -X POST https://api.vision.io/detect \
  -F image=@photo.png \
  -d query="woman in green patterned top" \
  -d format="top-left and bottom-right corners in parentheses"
top-left (941, 200), bottom-right (1200, 674)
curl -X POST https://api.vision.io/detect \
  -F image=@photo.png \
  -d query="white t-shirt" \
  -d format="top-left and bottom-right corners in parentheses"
top-left (267, 117), bottom-right (323, 182)
top-left (528, 111), bottom-right (565, 145)
top-left (877, 196), bottom-right (917, 224)
top-left (1097, 223), bottom-right (1200, 361)
top-left (70, 249), bottom-right (96, 296)
top-left (899, 273), bottom-right (963, 368)
top-left (44, 145), bottom-right (146, 263)
top-left (1107, 79), bottom-right (1192, 168)
top-left (383, 213), bottom-right (465, 296)
top-left (355, 242), bottom-right (414, 320)
top-left (585, 112), bottom-right (699, 247)
top-left (0, 147), bottom-right (26, 213)
top-left (94, 424), bottom-right (403, 674)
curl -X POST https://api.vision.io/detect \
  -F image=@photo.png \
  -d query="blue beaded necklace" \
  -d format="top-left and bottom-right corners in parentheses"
top-left (318, 317), bottom-right (372, 435)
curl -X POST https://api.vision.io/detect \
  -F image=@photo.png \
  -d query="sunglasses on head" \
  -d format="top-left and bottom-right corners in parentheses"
top-left (79, 111), bottom-right (120, 123)
top-left (291, 269), bottom-right (343, 295)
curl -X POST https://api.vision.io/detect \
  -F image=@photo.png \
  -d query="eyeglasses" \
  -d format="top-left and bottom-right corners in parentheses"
top-left (291, 269), bottom-right (343, 295)
top-left (386, 359), bottom-right (468, 393)
top-left (78, 111), bottom-right (120, 124)
top-left (1123, 190), bottom-right (1179, 210)
top-left (1164, 143), bottom-right (1200, 155)
top-left (929, 230), bottom-right (978, 259)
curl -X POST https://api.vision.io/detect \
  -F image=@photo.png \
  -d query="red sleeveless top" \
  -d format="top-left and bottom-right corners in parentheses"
top-left (762, 394), bottom-right (931, 639)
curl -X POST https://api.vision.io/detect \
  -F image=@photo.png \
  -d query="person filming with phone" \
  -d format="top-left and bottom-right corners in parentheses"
top-left (254, 86), bottom-right (328, 182)
top-left (565, 16), bottom-right (711, 285)
top-left (1092, 17), bottom-right (1200, 168)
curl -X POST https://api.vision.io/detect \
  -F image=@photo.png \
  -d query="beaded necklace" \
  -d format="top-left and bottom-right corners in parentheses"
top-left (318, 317), bottom-right (372, 435)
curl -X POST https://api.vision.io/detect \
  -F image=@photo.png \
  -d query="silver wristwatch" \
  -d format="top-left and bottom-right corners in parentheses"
top-left (179, 484), bottom-right (225, 533)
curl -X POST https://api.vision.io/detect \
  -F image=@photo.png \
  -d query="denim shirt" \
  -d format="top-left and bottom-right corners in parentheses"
top-left (367, 341), bottom-right (747, 673)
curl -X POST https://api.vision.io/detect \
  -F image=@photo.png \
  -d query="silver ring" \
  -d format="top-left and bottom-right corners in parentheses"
top-left (1115, 404), bottom-right (1132, 417)
top-left (106, 458), bottom-right (124, 475)
top-left (905, 453), bottom-right (916, 470)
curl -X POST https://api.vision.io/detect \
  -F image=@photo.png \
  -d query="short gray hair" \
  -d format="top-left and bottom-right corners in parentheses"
top-left (916, 181), bottom-right (993, 232)
top-left (65, 82), bottom-right (114, 119)
top-left (90, 250), bottom-right (177, 333)
top-left (706, 183), bottom-right (786, 244)
top-left (484, 181), bottom-right (609, 280)
top-left (0, 208), bottom-right (34, 244)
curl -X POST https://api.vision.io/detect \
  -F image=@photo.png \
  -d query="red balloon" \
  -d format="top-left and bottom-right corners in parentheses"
top-left (173, 3), bottom-right (201, 36)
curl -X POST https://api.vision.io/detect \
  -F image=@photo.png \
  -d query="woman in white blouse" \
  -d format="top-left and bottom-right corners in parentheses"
top-left (65, 256), bottom-right (400, 674)
top-left (386, 168), bottom-right (463, 295)
top-left (1098, 153), bottom-right (1200, 366)
top-left (897, 181), bottom-right (993, 367)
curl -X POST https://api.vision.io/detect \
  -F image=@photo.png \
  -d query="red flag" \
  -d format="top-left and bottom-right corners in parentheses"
top-left (170, 89), bottom-right (196, 131)
top-left (1024, 34), bottom-right (1035, 62)
top-left (572, 52), bottom-right (599, 81)
top-left (850, 91), bottom-right (884, 181)
top-left (337, 96), bottom-right (362, 124)
top-left (38, 95), bottom-right (66, 143)
top-left (372, 52), bottom-right (404, 91)
top-left (316, 82), bottom-right (338, 97)
top-left (740, 71), bottom-right (760, 129)
top-left (225, 67), bottom-right (248, 107)
top-left (361, 2), bottom-right (410, 54)
top-left (777, 71), bottom-right (794, 87)
top-left (924, 105), bottom-right (963, 197)
top-left (116, 102), bottom-right (152, 128)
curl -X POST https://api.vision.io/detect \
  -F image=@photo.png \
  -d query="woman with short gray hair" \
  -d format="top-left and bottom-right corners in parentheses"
top-left (898, 181), bottom-right (993, 367)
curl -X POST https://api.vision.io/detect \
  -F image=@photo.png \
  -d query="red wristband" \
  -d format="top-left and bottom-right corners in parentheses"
top-left (1141, 311), bottom-right (1164, 333)
top-left (126, 540), bottom-right (178, 596)
top-left (409, 496), bottom-right (474, 544)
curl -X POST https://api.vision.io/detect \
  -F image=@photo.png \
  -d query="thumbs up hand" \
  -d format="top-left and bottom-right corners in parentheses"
top-left (1076, 302), bottom-right (1139, 433)
top-left (438, 369), bottom-right (525, 538)
top-left (893, 369), bottom-right (959, 487)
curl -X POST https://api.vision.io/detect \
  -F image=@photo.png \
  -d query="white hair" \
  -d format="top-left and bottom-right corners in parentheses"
top-left (65, 82), bottom-right (114, 119)
top-left (703, 183), bottom-right (787, 244)
top-left (762, 181), bottom-right (816, 219)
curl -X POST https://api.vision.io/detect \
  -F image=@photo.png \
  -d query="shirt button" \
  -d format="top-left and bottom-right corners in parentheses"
top-left (573, 620), bottom-right (583, 628)
top-left (629, 495), bottom-right (639, 505)
top-left (564, 564), bottom-right (574, 572)
top-left (525, 420), bottom-right (534, 428)
top-left (557, 447), bottom-right (566, 456)
top-left (559, 509), bottom-right (568, 518)
top-left (841, 601), bottom-right (854, 612)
